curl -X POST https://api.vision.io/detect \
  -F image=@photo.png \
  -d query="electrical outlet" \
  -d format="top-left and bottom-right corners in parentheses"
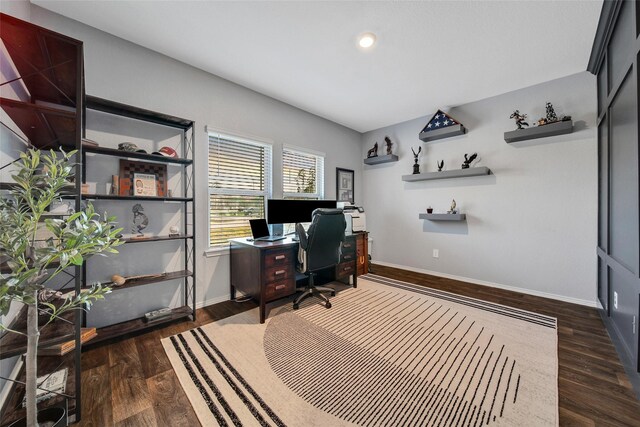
top-left (433, 249), bottom-right (439, 259)
top-left (613, 291), bottom-right (618, 309)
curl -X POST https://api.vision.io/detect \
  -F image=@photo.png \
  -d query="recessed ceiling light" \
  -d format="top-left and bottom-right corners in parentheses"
top-left (358, 33), bottom-right (376, 49)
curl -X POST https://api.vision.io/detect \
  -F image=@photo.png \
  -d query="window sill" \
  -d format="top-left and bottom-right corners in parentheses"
top-left (204, 247), bottom-right (230, 258)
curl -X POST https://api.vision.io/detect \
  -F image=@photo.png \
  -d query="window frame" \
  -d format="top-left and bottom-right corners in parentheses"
top-left (281, 145), bottom-right (325, 200)
top-left (206, 128), bottom-right (273, 253)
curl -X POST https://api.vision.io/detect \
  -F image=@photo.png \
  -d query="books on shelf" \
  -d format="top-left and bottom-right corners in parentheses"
top-left (39, 328), bottom-right (97, 356)
top-left (21, 368), bottom-right (67, 407)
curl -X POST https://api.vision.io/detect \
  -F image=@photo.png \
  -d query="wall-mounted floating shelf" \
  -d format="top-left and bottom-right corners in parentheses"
top-left (504, 120), bottom-right (573, 143)
top-left (419, 213), bottom-right (466, 221)
top-left (402, 166), bottom-right (491, 182)
top-left (419, 124), bottom-right (467, 142)
top-left (364, 154), bottom-right (399, 165)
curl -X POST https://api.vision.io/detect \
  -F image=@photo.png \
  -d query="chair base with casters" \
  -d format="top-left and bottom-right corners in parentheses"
top-left (292, 272), bottom-right (335, 309)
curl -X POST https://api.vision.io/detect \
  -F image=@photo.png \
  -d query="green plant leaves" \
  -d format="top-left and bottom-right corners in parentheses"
top-left (0, 149), bottom-right (121, 323)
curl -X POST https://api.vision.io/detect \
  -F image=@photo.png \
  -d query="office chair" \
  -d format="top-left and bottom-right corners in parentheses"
top-left (293, 208), bottom-right (346, 310)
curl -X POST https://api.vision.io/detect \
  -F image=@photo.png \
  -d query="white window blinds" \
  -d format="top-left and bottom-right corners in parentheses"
top-left (208, 132), bottom-right (272, 247)
top-left (282, 147), bottom-right (324, 199)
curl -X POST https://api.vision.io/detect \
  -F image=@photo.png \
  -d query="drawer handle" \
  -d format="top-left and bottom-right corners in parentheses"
top-left (275, 270), bottom-right (286, 276)
top-left (343, 255), bottom-right (353, 260)
top-left (275, 284), bottom-right (286, 290)
top-left (344, 266), bottom-right (352, 271)
top-left (275, 255), bottom-right (286, 260)
top-left (343, 243), bottom-right (352, 248)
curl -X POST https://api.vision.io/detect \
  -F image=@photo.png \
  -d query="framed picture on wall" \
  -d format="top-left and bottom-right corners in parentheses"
top-left (336, 168), bottom-right (354, 204)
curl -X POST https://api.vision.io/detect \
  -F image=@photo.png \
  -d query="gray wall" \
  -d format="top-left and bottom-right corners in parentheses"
top-left (14, 4), bottom-right (363, 327)
top-left (361, 72), bottom-right (598, 305)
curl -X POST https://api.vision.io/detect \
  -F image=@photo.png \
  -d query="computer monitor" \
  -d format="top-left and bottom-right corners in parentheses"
top-left (267, 199), bottom-right (337, 224)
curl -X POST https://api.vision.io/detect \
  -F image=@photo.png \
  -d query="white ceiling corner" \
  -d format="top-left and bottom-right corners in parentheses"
top-left (32, 0), bottom-right (602, 133)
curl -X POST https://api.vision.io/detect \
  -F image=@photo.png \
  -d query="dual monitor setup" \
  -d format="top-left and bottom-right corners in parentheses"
top-left (249, 199), bottom-right (337, 241)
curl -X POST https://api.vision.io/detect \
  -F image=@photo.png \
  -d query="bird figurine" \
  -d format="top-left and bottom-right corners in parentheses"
top-left (131, 204), bottom-right (149, 237)
top-left (449, 199), bottom-right (457, 214)
top-left (462, 153), bottom-right (477, 169)
top-left (384, 136), bottom-right (393, 155)
top-left (437, 160), bottom-right (444, 171)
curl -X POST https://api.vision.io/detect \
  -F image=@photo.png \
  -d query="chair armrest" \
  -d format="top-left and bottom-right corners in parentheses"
top-left (295, 223), bottom-right (308, 250)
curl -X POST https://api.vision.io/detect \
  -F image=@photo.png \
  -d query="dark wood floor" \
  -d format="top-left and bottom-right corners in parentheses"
top-left (77, 265), bottom-right (640, 426)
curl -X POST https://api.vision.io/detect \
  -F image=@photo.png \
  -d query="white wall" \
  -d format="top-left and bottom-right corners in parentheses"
top-left (20, 5), bottom-right (363, 326)
top-left (362, 72), bottom-right (598, 306)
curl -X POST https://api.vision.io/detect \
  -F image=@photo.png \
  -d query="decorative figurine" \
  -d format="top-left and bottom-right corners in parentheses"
top-left (437, 160), bottom-right (444, 171)
top-left (411, 147), bottom-right (422, 174)
top-left (169, 225), bottom-right (180, 237)
top-left (384, 136), bottom-right (393, 155)
top-left (510, 110), bottom-right (529, 130)
top-left (545, 102), bottom-right (558, 123)
top-left (448, 199), bottom-right (457, 214)
top-left (131, 204), bottom-right (149, 238)
top-left (427, 206), bottom-right (433, 214)
top-left (462, 153), bottom-right (477, 169)
top-left (367, 142), bottom-right (378, 158)
top-left (111, 175), bottom-right (119, 195)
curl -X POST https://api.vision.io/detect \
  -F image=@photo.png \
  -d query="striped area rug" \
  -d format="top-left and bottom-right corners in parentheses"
top-left (162, 274), bottom-right (558, 426)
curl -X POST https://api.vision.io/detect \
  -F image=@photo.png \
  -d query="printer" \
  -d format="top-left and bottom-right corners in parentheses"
top-left (339, 203), bottom-right (366, 233)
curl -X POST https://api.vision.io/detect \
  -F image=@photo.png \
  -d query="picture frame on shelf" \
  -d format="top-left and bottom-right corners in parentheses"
top-left (133, 173), bottom-right (157, 197)
top-left (119, 160), bottom-right (167, 197)
top-left (336, 167), bottom-right (354, 204)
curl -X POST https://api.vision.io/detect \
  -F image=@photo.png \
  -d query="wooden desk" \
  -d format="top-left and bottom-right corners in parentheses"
top-left (230, 232), bottom-right (368, 323)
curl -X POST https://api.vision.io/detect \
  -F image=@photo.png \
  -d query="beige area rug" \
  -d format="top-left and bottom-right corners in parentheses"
top-left (162, 274), bottom-right (558, 427)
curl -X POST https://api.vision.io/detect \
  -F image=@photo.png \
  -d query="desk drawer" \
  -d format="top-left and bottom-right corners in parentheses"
top-left (340, 252), bottom-right (356, 263)
top-left (264, 265), bottom-right (294, 283)
top-left (264, 248), bottom-right (294, 268)
top-left (342, 240), bottom-right (356, 253)
top-left (336, 261), bottom-right (356, 279)
top-left (265, 278), bottom-right (294, 301)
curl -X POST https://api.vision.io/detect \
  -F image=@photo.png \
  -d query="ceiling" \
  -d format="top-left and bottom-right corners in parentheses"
top-left (32, 1), bottom-right (602, 133)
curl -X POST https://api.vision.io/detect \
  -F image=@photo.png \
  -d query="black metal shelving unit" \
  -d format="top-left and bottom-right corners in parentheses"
top-left (0, 13), bottom-right (84, 426)
top-left (81, 96), bottom-right (196, 343)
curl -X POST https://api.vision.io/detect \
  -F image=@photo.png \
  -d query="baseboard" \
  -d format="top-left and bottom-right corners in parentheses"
top-left (372, 260), bottom-right (597, 308)
top-left (196, 294), bottom-right (231, 309)
top-left (0, 356), bottom-right (23, 412)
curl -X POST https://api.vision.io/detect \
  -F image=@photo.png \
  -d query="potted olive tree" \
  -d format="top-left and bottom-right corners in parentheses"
top-left (0, 149), bottom-right (122, 427)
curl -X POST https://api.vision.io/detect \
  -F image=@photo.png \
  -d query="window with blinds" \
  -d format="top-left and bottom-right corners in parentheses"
top-left (282, 147), bottom-right (324, 199)
top-left (208, 132), bottom-right (272, 247)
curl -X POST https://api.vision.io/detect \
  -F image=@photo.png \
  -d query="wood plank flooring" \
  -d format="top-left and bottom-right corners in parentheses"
top-left (76, 265), bottom-right (640, 426)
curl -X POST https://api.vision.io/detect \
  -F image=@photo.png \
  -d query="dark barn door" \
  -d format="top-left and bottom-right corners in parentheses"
top-left (589, 0), bottom-right (640, 395)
